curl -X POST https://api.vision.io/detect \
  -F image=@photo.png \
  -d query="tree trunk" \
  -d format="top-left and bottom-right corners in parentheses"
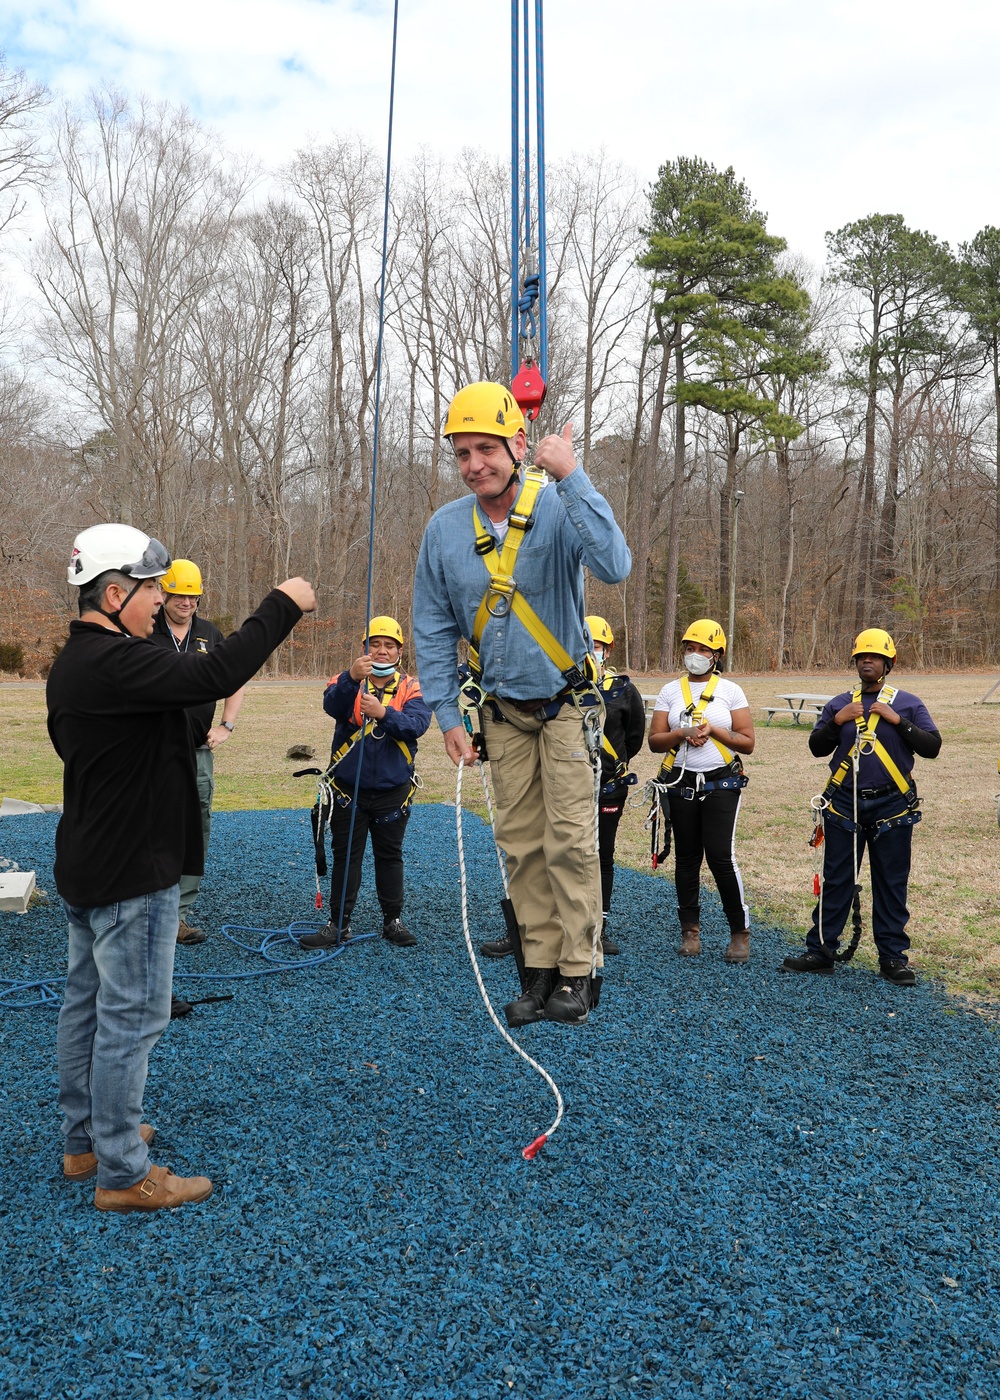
top-left (994, 339), bottom-right (1000, 593)
top-left (629, 324), bottom-right (672, 671)
top-left (856, 332), bottom-right (881, 629)
top-left (875, 371), bottom-right (904, 595)
top-left (775, 439), bottom-right (794, 668)
top-left (658, 335), bottom-right (687, 668)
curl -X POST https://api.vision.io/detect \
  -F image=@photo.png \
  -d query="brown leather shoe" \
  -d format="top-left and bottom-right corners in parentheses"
top-left (64, 1123), bottom-right (156, 1181)
top-left (94, 1162), bottom-right (213, 1213)
top-left (677, 924), bottom-right (701, 957)
top-left (177, 919), bottom-right (207, 945)
top-left (724, 930), bottom-right (751, 963)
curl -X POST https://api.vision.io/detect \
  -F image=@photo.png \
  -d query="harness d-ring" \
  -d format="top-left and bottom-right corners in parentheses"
top-left (487, 591), bottom-right (513, 618)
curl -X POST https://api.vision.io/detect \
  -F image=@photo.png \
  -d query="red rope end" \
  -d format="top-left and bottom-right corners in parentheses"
top-left (315, 892), bottom-right (323, 909)
top-left (813, 874), bottom-right (820, 896)
top-left (651, 855), bottom-right (658, 871)
top-left (522, 1134), bottom-right (548, 1160)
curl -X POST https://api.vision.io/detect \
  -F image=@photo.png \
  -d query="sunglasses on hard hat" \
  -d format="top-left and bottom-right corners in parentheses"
top-left (120, 539), bottom-right (172, 578)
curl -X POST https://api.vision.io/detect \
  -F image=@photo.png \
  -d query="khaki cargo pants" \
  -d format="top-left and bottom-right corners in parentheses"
top-left (482, 698), bottom-right (603, 976)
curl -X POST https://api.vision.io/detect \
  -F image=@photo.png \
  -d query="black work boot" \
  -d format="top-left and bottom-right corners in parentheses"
top-left (879, 959), bottom-right (916, 986)
top-left (781, 950), bottom-right (835, 975)
top-left (480, 933), bottom-right (515, 959)
top-left (544, 973), bottom-right (593, 1025)
top-left (599, 918), bottom-right (619, 956)
top-left (299, 923), bottom-right (351, 950)
top-left (382, 917), bottom-right (417, 948)
top-left (505, 967), bottom-right (559, 1028)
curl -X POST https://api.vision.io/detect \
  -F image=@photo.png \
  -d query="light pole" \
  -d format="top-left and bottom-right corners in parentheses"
top-left (727, 489), bottom-right (744, 674)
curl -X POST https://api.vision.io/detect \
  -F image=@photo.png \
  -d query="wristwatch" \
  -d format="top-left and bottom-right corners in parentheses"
top-left (221, 720), bottom-right (235, 732)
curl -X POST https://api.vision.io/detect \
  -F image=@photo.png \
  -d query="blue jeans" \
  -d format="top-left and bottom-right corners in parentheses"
top-left (57, 885), bottom-right (179, 1189)
top-left (807, 788), bottom-right (917, 963)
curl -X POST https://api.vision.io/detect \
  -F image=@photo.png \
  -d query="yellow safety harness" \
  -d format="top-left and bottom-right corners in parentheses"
top-left (469, 467), bottom-right (592, 693)
top-left (327, 672), bottom-right (415, 772)
top-left (825, 684), bottom-right (911, 798)
top-left (657, 673), bottom-right (734, 779)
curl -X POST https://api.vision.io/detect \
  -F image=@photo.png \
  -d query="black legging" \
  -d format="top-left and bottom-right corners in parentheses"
top-left (598, 787), bottom-right (627, 916)
top-left (328, 782), bottom-right (412, 925)
top-left (666, 767), bottom-right (748, 933)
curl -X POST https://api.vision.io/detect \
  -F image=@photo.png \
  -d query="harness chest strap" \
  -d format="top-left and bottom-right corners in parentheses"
top-left (828, 684), bottom-right (911, 798)
top-left (468, 468), bottom-right (588, 690)
top-left (327, 672), bottom-right (416, 772)
top-left (659, 673), bottom-right (734, 777)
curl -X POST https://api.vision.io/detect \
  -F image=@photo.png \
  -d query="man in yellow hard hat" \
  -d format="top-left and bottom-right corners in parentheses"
top-left (412, 382), bottom-right (631, 1027)
top-left (782, 628), bottom-right (941, 985)
top-left (300, 616), bottom-right (431, 950)
top-left (150, 559), bottom-right (245, 945)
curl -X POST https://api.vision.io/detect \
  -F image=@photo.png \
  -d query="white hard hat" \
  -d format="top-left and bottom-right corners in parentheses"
top-left (68, 524), bottom-right (171, 587)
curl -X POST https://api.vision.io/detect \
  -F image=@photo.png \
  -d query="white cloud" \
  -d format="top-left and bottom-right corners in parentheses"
top-left (5, 0), bottom-right (1000, 260)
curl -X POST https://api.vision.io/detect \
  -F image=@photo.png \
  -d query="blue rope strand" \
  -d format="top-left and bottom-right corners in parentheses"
top-left (510, 0), bottom-right (520, 376)
top-left (535, 0), bottom-right (548, 381)
top-left (330, 0), bottom-right (400, 942)
top-left (522, 0), bottom-right (531, 257)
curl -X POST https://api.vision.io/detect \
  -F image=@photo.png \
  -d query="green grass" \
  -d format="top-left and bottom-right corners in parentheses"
top-left (6, 670), bottom-right (1000, 998)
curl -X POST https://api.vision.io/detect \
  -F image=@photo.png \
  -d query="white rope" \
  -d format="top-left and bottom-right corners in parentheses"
top-left (455, 756), bottom-right (564, 1159)
top-left (477, 760), bottom-right (509, 895)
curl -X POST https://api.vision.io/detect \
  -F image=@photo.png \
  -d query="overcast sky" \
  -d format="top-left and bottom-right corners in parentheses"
top-left (4, 0), bottom-right (1000, 265)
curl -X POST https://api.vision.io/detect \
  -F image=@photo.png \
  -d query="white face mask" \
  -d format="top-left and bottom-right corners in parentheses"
top-left (683, 651), bottom-right (714, 677)
top-left (592, 646), bottom-right (606, 665)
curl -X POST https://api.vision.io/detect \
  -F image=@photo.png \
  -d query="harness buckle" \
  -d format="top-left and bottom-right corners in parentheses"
top-left (485, 575), bottom-right (516, 617)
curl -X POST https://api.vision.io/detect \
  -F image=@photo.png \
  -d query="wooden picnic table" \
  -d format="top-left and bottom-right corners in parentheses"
top-left (762, 692), bottom-right (834, 726)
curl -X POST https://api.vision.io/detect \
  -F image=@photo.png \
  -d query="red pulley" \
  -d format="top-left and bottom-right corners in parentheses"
top-left (511, 361), bottom-right (547, 422)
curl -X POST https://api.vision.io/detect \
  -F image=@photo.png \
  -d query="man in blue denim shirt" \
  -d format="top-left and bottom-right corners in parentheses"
top-left (413, 382), bottom-right (631, 1027)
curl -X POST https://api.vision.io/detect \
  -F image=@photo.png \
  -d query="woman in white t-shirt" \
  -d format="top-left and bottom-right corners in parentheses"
top-left (648, 618), bottom-right (755, 962)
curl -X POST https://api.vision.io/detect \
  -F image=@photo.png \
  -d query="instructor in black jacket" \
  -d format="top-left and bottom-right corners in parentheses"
top-left (48, 523), bottom-right (315, 1214)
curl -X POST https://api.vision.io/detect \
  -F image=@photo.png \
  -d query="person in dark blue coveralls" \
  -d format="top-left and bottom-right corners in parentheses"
top-left (782, 628), bottom-right (941, 986)
top-left (300, 616), bottom-right (432, 951)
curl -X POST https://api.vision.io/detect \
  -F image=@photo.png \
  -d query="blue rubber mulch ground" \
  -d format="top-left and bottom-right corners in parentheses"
top-left (2, 806), bottom-right (999, 1400)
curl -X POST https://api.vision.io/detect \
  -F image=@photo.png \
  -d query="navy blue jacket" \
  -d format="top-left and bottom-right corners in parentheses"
top-left (323, 670), bottom-right (432, 792)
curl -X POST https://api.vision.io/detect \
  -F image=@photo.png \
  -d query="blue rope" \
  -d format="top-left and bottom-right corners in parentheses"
top-left (535, 0), bottom-right (548, 382)
top-left (329, 0), bottom-right (400, 941)
top-left (510, 0), bottom-right (547, 377)
top-left (0, 976), bottom-right (65, 1010)
top-left (522, 0), bottom-right (531, 256)
top-left (0, 924), bottom-right (377, 1008)
top-left (510, 0), bottom-right (520, 375)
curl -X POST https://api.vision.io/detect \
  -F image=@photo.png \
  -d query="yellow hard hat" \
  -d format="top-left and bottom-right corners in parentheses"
top-left (443, 382), bottom-right (525, 439)
top-left (363, 615), bottom-right (404, 647)
top-left (681, 618), bottom-right (726, 653)
top-left (160, 560), bottom-right (203, 596)
top-left (586, 615), bottom-right (614, 647)
top-left (851, 628), bottom-right (896, 662)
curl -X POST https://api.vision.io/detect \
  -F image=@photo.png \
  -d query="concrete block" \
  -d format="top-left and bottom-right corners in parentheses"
top-left (0, 870), bottom-right (36, 913)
